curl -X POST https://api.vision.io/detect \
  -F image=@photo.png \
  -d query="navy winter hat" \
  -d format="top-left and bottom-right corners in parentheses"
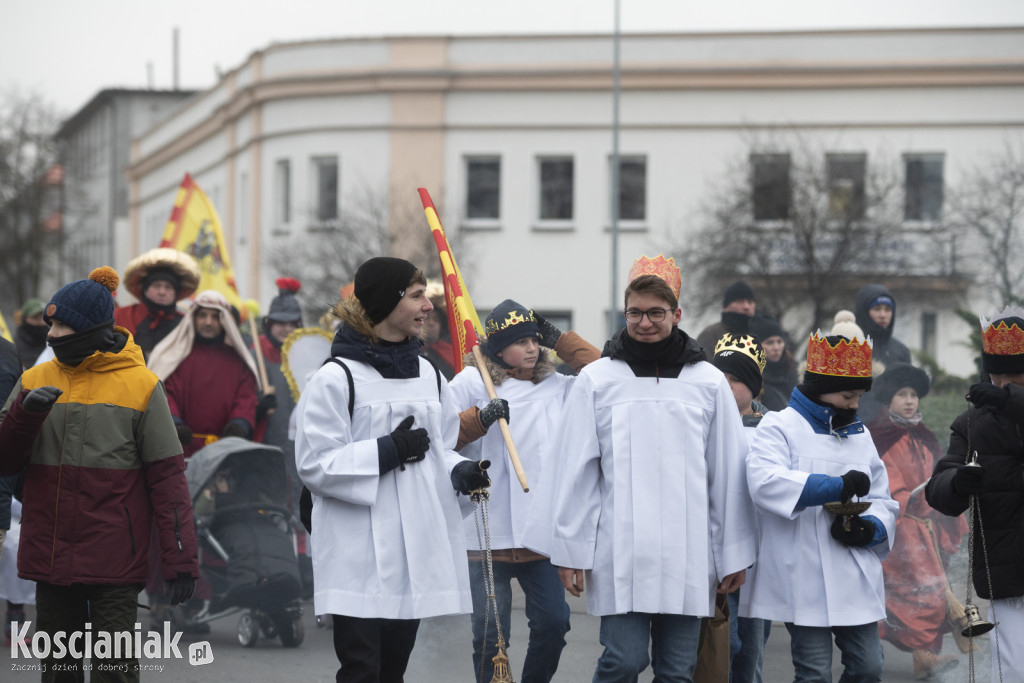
top-left (483, 299), bottom-right (540, 356)
top-left (44, 267), bottom-right (119, 333)
top-left (354, 257), bottom-right (419, 325)
top-left (723, 281), bottom-right (756, 308)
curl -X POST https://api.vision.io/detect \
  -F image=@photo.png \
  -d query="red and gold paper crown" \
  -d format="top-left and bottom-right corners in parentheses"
top-left (980, 306), bottom-right (1024, 356)
top-left (714, 333), bottom-right (767, 373)
top-left (805, 331), bottom-right (873, 378)
top-left (628, 255), bottom-right (681, 298)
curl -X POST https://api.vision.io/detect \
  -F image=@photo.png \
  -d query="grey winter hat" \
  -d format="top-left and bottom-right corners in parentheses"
top-left (266, 277), bottom-right (303, 324)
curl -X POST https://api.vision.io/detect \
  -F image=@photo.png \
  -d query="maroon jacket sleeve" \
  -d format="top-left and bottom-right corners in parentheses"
top-left (0, 388), bottom-right (49, 476)
top-left (228, 358), bottom-right (259, 431)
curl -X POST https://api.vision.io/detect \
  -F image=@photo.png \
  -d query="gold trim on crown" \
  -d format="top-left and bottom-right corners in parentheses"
top-left (485, 308), bottom-right (535, 336)
top-left (980, 305), bottom-right (1024, 356)
top-left (628, 255), bottom-right (681, 298)
top-left (714, 334), bottom-right (767, 373)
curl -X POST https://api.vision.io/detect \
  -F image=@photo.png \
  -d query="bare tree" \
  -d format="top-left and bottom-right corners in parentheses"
top-left (0, 90), bottom-right (63, 311)
top-left (947, 140), bottom-right (1024, 308)
top-left (670, 133), bottom-right (940, 337)
top-left (266, 182), bottom-right (471, 320)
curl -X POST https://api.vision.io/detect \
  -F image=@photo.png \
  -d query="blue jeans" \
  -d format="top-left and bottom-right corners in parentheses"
top-left (468, 558), bottom-right (570, 683)
top-left (727, 591), bottom-right (769, 683)
top-left (785, 622), bottom-right (883, 683)
top-left (594, 611), bottom-right (702, 683)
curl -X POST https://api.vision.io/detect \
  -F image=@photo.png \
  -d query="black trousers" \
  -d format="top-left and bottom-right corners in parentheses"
top-left (35, 582), bottom-right (142, 683)
top-left (331, 614), bottom-right (420, 683)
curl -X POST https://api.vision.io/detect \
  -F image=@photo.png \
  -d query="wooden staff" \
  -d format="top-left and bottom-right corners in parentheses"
top-left (471, 345), bottom-right (528, 492)
top-left (247, 314), bottom-right (274, 407)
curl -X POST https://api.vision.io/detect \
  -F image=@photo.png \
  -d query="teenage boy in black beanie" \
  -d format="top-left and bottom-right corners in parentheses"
top-left (0, 267), bottom-right (198, 681)
top-left (294, 256), bottom-right (490, 683)
top-left (743, 331), bottom-right (897, 682)
top-left (697, 280), bottom-right (757, 360)
top-left (927, 306), bottom-right (1024, 681)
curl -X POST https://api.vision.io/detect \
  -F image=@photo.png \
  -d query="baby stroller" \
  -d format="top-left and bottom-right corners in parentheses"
top-left (181, 437), bottom-right (304, 647)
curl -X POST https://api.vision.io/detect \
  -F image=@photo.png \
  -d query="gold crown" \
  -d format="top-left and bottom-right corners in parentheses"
top-left (628, 255), bottom-right (681, 298)
top-left (805, 331), bottom-right (873, 378)
top-left (980, 306), bottom-right (1024, 356)
top-left (714, 333), bottom-right (767, 373)
top-left (484, 308), bottom-right (535, 336)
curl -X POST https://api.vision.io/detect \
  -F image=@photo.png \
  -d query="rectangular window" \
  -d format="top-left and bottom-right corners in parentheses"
top-left (275, 159), bottom-right (291, 226)
top-left (616, 157), bottom-right (647, 221)
top-left (921, 312), bottom-right (937, 358)
top-left (751, 153), bottom-right (791, 221)
top-left (904, 153), bottom-right (944, 221)
top-left (465, 157), bottom-right (500, 220)
top-left (312, 156), bottom-right (339, 222)
top-left (827, 153), bottom-right (867, 220)
top-left (539, 157), bottom-right (574, 220)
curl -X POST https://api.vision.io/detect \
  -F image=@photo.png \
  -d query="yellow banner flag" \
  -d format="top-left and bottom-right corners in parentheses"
top-left (159, 173), bottom-right (242, 312)
top-left (0, 310), bottom-right (11, 342)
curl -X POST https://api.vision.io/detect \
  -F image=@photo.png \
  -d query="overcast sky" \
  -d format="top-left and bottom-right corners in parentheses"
top-left (3, 0), bottom-right (1024, 115)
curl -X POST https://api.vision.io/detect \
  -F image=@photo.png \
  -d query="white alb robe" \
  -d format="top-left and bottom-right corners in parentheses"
top-left (295, 357), bottom-right (472, 619)
top-left (545, 357), bottom-right (757, 617)
top-left (741, 407), bottom-right (898, 627)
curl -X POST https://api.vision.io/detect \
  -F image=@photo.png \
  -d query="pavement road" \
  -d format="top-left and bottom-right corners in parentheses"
top-left (3, 590), bottom-right (993, 682)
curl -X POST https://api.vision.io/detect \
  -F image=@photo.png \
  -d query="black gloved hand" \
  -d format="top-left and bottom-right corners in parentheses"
top-left (23, 386), bottom-right (62, 413)
top-left (390, 416), bottom-right (430, 470)
top-left (451, 459), bottom-right (491, 495)
top-left (830, 515), bottom-right (875, 547)
top-left (479, 398), bottom-right (510, 429)
top-left (166, 572), bottom-right (196, 605)
top-left (220, 420), bottom-right (249, 439)
top-left (533, 311), bottom-right (563, 349)
top-left (175, 423), bottom-right (193, 446)
top-left (840, 470), bottom-right (870, 503)
top-left (953, 463), bottom-right (986, 497)
top-left (256, 393), bottom-right (278, 421)
top-left (968, 382), bottom-right (1009, 412)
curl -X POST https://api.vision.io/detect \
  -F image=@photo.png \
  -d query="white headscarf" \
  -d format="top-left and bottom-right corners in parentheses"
top-left (147, 289), bottom-right (262, 392)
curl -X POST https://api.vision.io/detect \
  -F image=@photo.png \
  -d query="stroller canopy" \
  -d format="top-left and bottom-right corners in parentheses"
top-left (185, 437), bottom-right (288, 508)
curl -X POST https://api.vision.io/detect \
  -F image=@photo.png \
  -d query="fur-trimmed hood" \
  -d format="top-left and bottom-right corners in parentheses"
top-left (463, 347), bottom-right (557, 386)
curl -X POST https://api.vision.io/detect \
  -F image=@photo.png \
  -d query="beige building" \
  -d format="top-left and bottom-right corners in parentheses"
top-left (126, 28), bottom-right (1024, 376)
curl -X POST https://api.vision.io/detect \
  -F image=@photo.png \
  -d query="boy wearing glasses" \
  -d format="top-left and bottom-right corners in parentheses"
top-left (543, 255), bottom-right (756, 682)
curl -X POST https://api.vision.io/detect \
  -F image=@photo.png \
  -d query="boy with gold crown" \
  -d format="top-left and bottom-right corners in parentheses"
top-left (742, 327), bottom-right (898, 682)
top-left (544, 255), bottom-right (756, 682)
top-left (926, 305), bottom-right (1024, 681)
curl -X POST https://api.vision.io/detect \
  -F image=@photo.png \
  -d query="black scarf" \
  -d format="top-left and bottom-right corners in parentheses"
top-left (49, 321), bottom-right (123, 366)
top-left (800, 388), bottom-right (860, 429)
top-left (330, 323), bottom-right (423, 379)
top-left (603, 327), bottom-right (702, 379)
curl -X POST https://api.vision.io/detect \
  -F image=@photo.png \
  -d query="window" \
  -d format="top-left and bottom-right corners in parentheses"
top-left (539, 157), bottom-right (574, 221)
top-left (751, 154), bottom-right (791, 221)
top-left (904, 153), bottom-right (944, 222)
top-left (614, 157), bottom-right (647, 221)
top-left (827, 153), bottom-right (866, 220)
top-left (921, 312), bottom-right (937, 358)
top-left (465, 157), bottom-right (500, 220)
top-left (274, 159), bottom-right (291, 226)
top-left (312, 156), bottom-right (339, 222)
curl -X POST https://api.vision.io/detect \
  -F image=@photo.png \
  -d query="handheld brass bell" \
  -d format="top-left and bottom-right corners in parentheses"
top-left (960, 603), bottom-right (995, 638)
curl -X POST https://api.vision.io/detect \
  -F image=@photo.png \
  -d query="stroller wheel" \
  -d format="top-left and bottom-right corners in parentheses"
top-left (275, 613), bottom-right (305, 648)
top-left (237, 611), bottom-right (259, 648)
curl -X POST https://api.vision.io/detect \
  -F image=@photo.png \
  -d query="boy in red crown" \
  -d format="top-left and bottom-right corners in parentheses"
top-left (742, 328), bottom-right (897, 682)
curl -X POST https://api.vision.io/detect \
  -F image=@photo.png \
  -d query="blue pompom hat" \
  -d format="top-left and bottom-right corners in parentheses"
top-left (44, 266), bottom-right (119, 333)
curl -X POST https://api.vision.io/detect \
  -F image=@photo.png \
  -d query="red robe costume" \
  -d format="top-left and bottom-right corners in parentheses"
top-left (870, 415), bottom-right (968, 652)
top-left (114, 302), bottom-right (184, 357)
top-left (164, 342), bottom-right (258, 459)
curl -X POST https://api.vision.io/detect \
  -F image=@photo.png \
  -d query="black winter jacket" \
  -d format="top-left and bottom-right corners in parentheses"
top-left (925, 384), bottom-right (1024, 600)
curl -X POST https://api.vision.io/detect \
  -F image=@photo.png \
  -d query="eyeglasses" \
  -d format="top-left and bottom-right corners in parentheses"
top-left (624, 307), bottom-right (672, 323)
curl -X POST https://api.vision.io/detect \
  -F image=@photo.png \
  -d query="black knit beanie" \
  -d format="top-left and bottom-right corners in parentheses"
top-left (354, 257), bottom-right (418, 325)
top-left (712, 339), bottom-right (764, 397)
top-left (141, 266), bottom-right (182, 295)
top-left (723, 281), bottom-right (756, 308)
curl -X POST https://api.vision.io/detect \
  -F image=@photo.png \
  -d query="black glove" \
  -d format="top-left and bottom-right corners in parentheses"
top-left (451, 459), bottom-right (491, 495)
top-left (533, 311), bottom-right (563, 349)
top-left (220, 420), bottom-right (250, 439)
top-left (23, 386), bottom-right (62, 413)
top-left (256, 393), bottom-right (278, 421)
top-left (840, 470), bottom-right (870, 503)
top-left (479, 398), bottom-right (510, 429)
top-left (953, 463), bottom-right (986, 497)
top-left (390, 416), bottom-right (430, 470)
top-left (166, 572), bottom-right (196, 605)
top-left (175, 423), bottom-right (193, 446)
top-left (830, 515), bottom-right (876, 547)
top-left (968, 382), bottom-right (1009, 412)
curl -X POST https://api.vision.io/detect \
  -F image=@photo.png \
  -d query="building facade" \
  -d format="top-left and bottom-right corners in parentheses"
top-left (125, 28), bottom-right (1024, 376)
